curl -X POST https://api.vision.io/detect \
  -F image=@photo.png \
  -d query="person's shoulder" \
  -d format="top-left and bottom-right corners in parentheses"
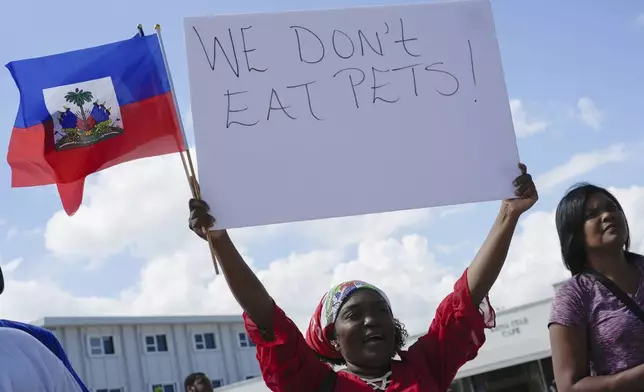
top-left (0, 328), bottom-right (83, 391)
top-left (0, 326), bottom-right (52, 356)
top-left (550, 274), bottom-right (596, 314)
top-left (0, 326), bottom-right (50, 347)
top-left (0, 319), bottom-right (58, 343)
top-left (0, 319), bottom-right (50, 333)
top-left (554, 273), bottom-right (595, 298)
top-left (549, 273), bottom-right (601, 326)
top-left (0, 325), bottom-right (33, 340)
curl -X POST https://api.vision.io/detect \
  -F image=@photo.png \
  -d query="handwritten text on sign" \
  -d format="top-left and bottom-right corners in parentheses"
top-left (185, 1), bottom-right (520, 229)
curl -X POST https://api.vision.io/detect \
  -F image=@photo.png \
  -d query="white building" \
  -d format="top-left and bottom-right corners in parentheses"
top-left (218, 281), bottom-right (566, 392)
top-left (31, 315), bottom-right (262, 392)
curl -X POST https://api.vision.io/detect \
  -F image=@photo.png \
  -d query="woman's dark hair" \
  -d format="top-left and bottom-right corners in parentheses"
top-left (319, 318), bottom-right (409, 366)
top-left (555, 182), bottom-right (631, 275)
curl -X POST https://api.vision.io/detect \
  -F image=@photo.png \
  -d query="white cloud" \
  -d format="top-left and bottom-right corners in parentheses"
top-left (434, 240), bottom-right (471, 255)
top-left (577, 97), bottom-right (603, 131)
top-left (44, 152), bottom-right (430, 261)
top-left (5, 228), bottom-right (18, 241)
top-left (3, 227), bottom-right (40, 242)
top-left (535, 144), bottom-right (629, 191)
top-left (510, 99), bottom-right (549, 138)
top-left (0, 258), bottom-right (22, 273)
top-left (636, 13), bottom-right (644, 28)
top-left (438, 204), bottom-right (475, 219)
top-left (7, 144), bottom-right (644, 338)
top-left (609, 185), bottom-right (644, 253)
top-left (44, 154), bottom-right (194, 261)
top-left (6, 183), bottom-right (644, 333)
top-left (489, 210), bottom-right (568, 307)
top-left (2, 230), bottom-right (457, 334)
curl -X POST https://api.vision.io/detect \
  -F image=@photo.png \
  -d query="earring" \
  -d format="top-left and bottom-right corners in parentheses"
top-left (331, 341), bottom-right (340, 351)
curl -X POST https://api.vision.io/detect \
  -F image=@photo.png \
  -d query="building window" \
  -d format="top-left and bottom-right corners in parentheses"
top-left (238, 332), bottom-right (256, 348)
top-left (145, 334), bottom-right (168, 353)
top-left (194, 332), bottom-right (217, 350)
top-left (151, 384), bottom-right (176, 392)
top-left (96, 389), bottom-right (123, 392)
top-left (88, 336), bottom-right (115, 356)
top-left (211, 379), bottom-right (224, 388)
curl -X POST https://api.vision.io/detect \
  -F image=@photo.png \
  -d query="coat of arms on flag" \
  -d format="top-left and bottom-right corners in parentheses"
top-left (43, 77), bottom-right (124, 151)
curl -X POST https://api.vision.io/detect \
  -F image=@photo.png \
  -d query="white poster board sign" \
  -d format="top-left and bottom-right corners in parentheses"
top-left (184, 0), bottom-right (519, 230)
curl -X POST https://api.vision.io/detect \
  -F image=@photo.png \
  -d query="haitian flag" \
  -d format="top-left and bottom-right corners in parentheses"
top-left (6, 33), bottom-right (186, 215)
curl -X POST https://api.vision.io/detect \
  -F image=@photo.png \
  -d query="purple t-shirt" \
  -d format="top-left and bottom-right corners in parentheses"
top-left (548, 256), bottom-right (644, 376)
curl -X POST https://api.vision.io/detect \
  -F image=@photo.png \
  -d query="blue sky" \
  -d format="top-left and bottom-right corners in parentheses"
top-left (0, 0), bottom-right (644, 329)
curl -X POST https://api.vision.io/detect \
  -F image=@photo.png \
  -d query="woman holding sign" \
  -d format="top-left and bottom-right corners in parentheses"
top-left (188, 163), bottom-right (537, 392)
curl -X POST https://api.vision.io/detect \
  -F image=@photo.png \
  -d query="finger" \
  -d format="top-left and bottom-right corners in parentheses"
top-left (525, 183), bottom-right (539, 200)
top-left (518, 162), bottom-right (527, 175)
top-left (514, 183), bottom-right (529, 197)
top-left (515, 181), bottom-right (536, 198)
top-left (189, 208), bottom-right (215, 228)
top-left (189, 211), bottom-right (215, 229)
top-left (189, 218), bottom-right (214, 240)
top-left (189, 198), bottom-right (210, 211)
top-left (189, 222), bottom-right (206, 240)
top-left (513, 173), bottom-right (532, 187)
top-left (189, 206), bottom-right (212, 222)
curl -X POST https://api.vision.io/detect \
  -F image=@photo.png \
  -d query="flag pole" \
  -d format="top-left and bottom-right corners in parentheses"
top-left (152, 24), bottom-right (193, 191)
top-left (153, 24), bottom-right (221, 275)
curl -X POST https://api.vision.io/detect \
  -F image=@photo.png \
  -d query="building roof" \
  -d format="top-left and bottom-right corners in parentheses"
top-left (31, 314), bottom-right (244, 328)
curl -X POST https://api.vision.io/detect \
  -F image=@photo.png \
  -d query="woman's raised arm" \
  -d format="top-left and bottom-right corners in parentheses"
top-left (466, 163), bottom-right (538, 305)
top-left (189, 199), bottom-right (276, 333)
top-left (188, 199), bottom-right (332, 392)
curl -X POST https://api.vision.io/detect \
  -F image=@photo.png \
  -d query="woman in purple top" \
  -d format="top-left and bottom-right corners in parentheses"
top-left (549, 183), bottom-right (644, 391)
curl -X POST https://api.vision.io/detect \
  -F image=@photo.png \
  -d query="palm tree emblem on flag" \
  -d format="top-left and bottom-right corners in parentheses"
top-left (64, 88), bottom-right (93, 129)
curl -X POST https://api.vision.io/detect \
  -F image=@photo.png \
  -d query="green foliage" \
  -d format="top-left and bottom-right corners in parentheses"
top-left (64, 88), bottom-right (93, 107)
top-left (64, 88), bottom-right (93, 121)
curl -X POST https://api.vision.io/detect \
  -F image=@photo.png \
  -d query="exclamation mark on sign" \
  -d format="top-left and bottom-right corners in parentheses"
top-left (468, 39), bottom-right (477, 103)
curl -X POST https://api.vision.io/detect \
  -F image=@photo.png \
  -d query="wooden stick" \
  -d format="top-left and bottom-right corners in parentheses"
top-left (154, 24), bottom-right (221, 275)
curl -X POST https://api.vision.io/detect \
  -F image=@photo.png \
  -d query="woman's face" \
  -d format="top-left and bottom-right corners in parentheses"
top-left (333, 289), bottom-right (396, 367)
top-left (583, 192), bottom-right (628, 252)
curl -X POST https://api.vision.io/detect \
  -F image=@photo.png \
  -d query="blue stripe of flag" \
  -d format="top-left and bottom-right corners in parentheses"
top-left (6, 34), bottom-right (171, 129)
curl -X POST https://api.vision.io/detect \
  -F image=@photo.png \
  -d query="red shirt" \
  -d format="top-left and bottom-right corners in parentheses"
top-left (243, 269), bottom-right (494, 392)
